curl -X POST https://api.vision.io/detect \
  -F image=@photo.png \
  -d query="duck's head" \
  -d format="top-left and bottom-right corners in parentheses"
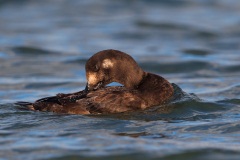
top-left (85, 49), bottom-right (145, 91)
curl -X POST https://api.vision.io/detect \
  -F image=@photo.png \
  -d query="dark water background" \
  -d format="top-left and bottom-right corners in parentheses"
top-left (0, 0), bottom-right (240, 159)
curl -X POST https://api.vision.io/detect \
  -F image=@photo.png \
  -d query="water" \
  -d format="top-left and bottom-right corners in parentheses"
top-left (0, 0), bottom-right (240, 159)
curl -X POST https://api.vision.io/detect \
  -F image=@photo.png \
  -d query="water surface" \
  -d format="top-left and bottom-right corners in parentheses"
top-left (0, 0), bottom-right (240, 160)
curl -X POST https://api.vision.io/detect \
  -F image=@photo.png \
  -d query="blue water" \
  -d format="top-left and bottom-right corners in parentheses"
top-left (0, 0), bottom-right (240, 159)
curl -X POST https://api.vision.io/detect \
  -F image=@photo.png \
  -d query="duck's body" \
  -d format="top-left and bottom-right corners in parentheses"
top-left (16, 50), bottom-right (174, 114)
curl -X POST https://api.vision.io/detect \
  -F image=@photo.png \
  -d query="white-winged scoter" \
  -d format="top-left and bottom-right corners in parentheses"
top-left (16, 49), bottom-right (174, 114)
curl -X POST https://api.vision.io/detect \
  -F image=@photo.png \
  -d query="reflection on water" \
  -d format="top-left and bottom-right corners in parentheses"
top-left (0, 0), bottom-right (240, 160)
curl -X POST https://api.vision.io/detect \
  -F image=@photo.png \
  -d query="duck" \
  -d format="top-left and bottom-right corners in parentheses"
top-left (16, 49), bottom-right (174, 114)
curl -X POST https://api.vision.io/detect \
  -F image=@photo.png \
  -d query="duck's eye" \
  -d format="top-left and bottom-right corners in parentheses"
top-left (93, 65), bottom-right (99, 72)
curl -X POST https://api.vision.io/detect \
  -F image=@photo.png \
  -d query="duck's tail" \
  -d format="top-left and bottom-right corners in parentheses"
top-left (15, 101), bottom-right (34, 110)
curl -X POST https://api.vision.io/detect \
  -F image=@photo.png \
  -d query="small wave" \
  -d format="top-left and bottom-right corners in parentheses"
top-left (11, 46), bottom-right (57, 55)
top-left (139, 60), bottom-right (212, 73)
top-left (63, 57), bottom-right (88, 64)
top-left (219, 64), bottom-right (240, 73)
top-left (182, 49), bottom-right (212, 56)
top-left (201, 84), bottom-right (240, 101)
top-left (218, 98), bottom-right (240, 105)
top-left (24, 82), bottom-right (70, 89)
top-left (136, 20), bottom-right (218, 39)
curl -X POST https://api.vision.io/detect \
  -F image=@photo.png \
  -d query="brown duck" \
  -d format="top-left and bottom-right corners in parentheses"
top-left (16, 49), bottom-right (174, 114)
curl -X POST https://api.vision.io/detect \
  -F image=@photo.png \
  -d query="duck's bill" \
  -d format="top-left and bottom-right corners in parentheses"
top-left (85, 81), bottom-right (104, 92)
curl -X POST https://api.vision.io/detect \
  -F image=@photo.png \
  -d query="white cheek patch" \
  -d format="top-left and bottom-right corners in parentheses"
top-left (102, 59), bottom-right (114, 68)
top-left (87, 72), bottom-right (98, 85)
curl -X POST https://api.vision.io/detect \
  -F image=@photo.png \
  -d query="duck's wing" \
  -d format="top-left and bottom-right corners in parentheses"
top-left (35, 95), bottom-right (62, 105)
top-left (35, 90), bottom-right (87, 104)
top-left (31, 90), bottom-right (89, 114)
top-left (80, 86), bottom-right (147, 114)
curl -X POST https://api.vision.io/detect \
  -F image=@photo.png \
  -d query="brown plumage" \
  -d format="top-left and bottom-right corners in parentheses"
top-left (16, 49), bottom-right (174, 114)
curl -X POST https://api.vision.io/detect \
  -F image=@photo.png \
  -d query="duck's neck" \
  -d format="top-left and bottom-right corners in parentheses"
top-left (113, 66), bottom-right (145, 89)
top-left (136, 72), bottom-right (174, 106)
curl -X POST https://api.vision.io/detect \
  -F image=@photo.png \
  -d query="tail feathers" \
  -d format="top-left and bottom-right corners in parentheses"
top-left (15, 101), bottom-right (34, 110)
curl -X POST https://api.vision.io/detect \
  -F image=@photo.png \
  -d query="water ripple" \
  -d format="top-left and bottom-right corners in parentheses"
top-left (1, 0), bottom-right (240, 159)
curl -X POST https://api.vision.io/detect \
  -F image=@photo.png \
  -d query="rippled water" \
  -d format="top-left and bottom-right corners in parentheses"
top-left (0, 0), bottom-right (240, 159)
